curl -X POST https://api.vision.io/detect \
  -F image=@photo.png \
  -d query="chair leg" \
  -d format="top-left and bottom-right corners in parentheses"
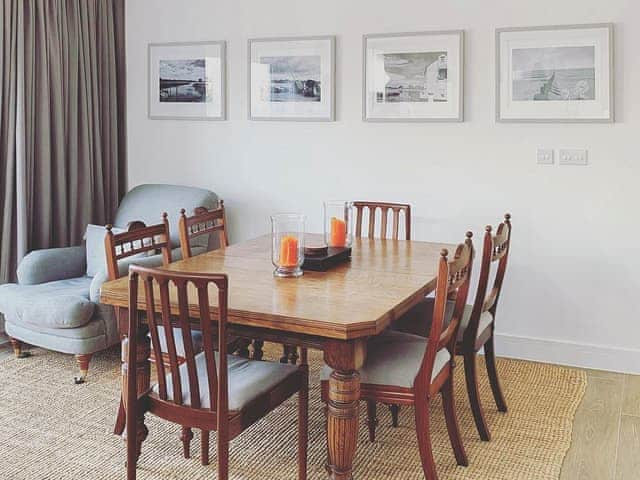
top-left (201, 430), bottom-right (210, 466)
top-left (484, 334), bottom-right (508, 413)
top-left (218, 434), bottom-right (229, 480)
top-left (114, 398), bottom-right (126, 435)
top-left (441, 376), bottom-right (469, 466)
top-left (389, 404), bottom-right (400, 427)
top-left (237, 339), bottom-right (251, 358)
top-left (74, 354), bottom-right (92, 384)
top-left (463, 351), bottom-right (491, 441)
top-left (366, 401), bottom-right (378, 442)
top-left (281, 344), bottom-right (298, 365)
top-left (252, 340), bottom-right (264, 361)
top-left (414, 396), bottom-right (439, 480)
top-left (180, 427), bottom-right (194, 459)
top-left (9, 337), bottom-right (31, 358)
top-left (298, 361), bottom-right (308, 480)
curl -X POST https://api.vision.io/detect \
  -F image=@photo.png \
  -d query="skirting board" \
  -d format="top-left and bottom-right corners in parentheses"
top-left (495, 333), bottom-right (640, 375)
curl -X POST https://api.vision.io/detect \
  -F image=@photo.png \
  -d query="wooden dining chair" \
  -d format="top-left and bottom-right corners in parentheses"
top-left (109, 214), bottom-right (203, 456)
top-left (178, 200), bottom-right (229, 259)
top-left (124, 265), bottom-right (309, 480)
top-left (353, 200), bottom-right (412, 425)
top-left (457, 214), bottom-right (512, 440)
top-left (353, 201), bottom-right (411, 240)
top-left (395, 214), bottom-right (513, 441)
top-left (320, 235), bottom-right (473, 480)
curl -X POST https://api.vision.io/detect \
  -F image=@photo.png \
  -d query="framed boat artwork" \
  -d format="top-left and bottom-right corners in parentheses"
top-left (148, 41), bottom-right (226, 120)
top-left (363, 30), bottom-right (464, 122)
top-left (496, 24), bottom-right (614, 123)
top-left (248, 36), bottom-right (336, 121)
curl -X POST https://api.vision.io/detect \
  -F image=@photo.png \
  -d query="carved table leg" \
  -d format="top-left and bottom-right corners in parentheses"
top-left (324, 339), bottom-right (366, 480)
top-left (122, 326), bottom-right (151, 464)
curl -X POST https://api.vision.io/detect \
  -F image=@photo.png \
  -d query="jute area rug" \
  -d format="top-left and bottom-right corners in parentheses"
top-left (0, 344), bottom-right (586, 479)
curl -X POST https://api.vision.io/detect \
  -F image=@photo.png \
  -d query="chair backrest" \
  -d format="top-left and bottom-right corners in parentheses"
top-left (353, 201), bottom-right (411, 240)
top-left (464, 213), bottom-right (512, 343)
top-left (104, 213), bottom-right (172, 281)
top-left (417, 233), bottom-right (473, 389)
top-left (127, 266), bottom-right (229, 420)
top-left (178, 200), bottom-right (228, 259)
top-left (114, 184), bottom-right (218, 247)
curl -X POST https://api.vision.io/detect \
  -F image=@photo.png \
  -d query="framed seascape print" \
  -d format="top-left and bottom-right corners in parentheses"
top-left (248, 36), bottom-right (335, 121)
top-left (148, 41), bottom-right (226, 120)
top-left (363, 31), bottom-right (464, 122)
top-left (496, 24), bottom-right (614, 123)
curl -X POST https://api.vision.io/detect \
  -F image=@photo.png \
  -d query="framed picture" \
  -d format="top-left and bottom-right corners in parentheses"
top-left (148, 41), bottom-right (226, 120)
top-left (496, 24), bottom-right (614, 123)
top-left (363, 31), bottom-right (464, 122)
top-left (248, 36), bottom-right (335, 121)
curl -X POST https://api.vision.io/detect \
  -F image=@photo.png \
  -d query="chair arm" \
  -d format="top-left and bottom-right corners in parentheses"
top-left (17, 246), bottom-right (87, 285)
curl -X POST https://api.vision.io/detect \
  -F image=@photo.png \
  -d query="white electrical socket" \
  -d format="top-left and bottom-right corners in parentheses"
top-left (559, 149), bottom-right (588, 166)
top-left (537, 148), bottom-right (555, 165)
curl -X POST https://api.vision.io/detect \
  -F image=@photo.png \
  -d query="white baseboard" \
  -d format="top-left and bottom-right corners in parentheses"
top-left (494, 333), bottom-right (640, 375)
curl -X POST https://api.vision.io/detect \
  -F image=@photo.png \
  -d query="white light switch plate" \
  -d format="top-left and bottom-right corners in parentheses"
top-left (537, 148), bottom-right (554, 165)
top-left (559, 149), bottom-right (588, 166)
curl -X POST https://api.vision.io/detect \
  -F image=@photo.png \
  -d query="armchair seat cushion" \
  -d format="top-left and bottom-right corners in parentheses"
top-left (320, 330), bottom-right (450, 389)
top-left (0, 277), bottom-right (95, 329)
top-left (153, 353), bottom-right (298, 411)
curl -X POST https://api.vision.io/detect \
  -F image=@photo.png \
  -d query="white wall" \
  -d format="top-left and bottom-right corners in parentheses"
top-left (126, 0), bottom-right (640, 373)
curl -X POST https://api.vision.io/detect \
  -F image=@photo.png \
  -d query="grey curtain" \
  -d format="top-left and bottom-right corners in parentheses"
top-left (0, 0), bottom-right (19, 283)
top-left (0, 0), bottom-right (126, 283)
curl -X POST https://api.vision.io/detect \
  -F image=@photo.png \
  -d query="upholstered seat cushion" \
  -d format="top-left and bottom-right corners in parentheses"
top-left (394, 298), bottom-right (494, 342)
top-left (459, 305), bottom-right (494, 342)
top-left (150, 326), bottom-right (204, 357)
top-left (0, 277), bottom-right (95, 329)
top-left (321, 330), bottom-right (450, 389)
top-left (153, 353), bottom-right (299, 411)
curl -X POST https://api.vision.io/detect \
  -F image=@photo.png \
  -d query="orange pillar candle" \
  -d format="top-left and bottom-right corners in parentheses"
top-left (279, 235), bottom-right (299, 267)
top-left (330, 217), bottom-right (347, 247)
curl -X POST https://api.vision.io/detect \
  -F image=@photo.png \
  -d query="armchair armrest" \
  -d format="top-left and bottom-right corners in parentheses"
top-left (17, 246), bottom-right (87, 285)
top-left (89, 252), bottom-right (173, 303)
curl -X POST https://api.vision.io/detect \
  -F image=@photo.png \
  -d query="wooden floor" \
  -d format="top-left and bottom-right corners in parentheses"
top-left (0, 337), bottom-right (636, 479)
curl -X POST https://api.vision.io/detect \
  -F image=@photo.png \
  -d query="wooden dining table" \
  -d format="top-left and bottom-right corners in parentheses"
top-left (100, 233), bottom-right (450, 479)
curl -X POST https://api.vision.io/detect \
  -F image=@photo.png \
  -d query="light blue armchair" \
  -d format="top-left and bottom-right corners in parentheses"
top-left (0, 184), bottom-right (218, 382)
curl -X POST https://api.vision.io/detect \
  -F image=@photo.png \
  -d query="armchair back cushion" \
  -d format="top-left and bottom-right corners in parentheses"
top-left (85, 224), bottom-right (125, 277)
top-left (113, 184), bottom-right (218, 248)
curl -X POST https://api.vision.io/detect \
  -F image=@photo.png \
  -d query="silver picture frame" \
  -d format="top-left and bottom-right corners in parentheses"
top-left (148, 40), bottom-right (227, 121)
top-left (496, 24), bottom-right (614, 123)
top-left (362, 30), bottom-right (465, 122)
top-left (248, 35), bottom-right (336, 122)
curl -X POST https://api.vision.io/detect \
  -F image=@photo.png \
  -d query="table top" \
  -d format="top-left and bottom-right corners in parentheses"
top-left (100, 234), bottom-right (451, 340)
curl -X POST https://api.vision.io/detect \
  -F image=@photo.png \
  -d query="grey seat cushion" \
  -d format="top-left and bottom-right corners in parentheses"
top-left (321, 330), bottom-right (450, 389)
top-left (394, 298), bottom-right (494, 342)
top-left (153, 353), bottom-right (298, 411)
top-left (151, 326), bottom-right (204, 357)
top-left (458, 305), bottom-right (494, 342)
top-left (0, 277), bottom-right (95, 329)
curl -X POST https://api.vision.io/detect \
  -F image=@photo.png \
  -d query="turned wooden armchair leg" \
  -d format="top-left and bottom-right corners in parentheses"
top-left (74, 353), bottom-right (93, 384)
top-left (9, 338), bottom-right (31, 359)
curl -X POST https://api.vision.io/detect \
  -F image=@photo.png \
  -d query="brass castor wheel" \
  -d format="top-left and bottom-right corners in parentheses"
top-left (74, 374), bottom-right (87, 385)
top-left (16, 351), bottom-right (32, 359)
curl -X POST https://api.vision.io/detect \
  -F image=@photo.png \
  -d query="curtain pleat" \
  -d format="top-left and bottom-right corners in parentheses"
top-left (0, 0), bottom-right (19, 283)
top-left (0, 0), bottom-right (126, 282)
